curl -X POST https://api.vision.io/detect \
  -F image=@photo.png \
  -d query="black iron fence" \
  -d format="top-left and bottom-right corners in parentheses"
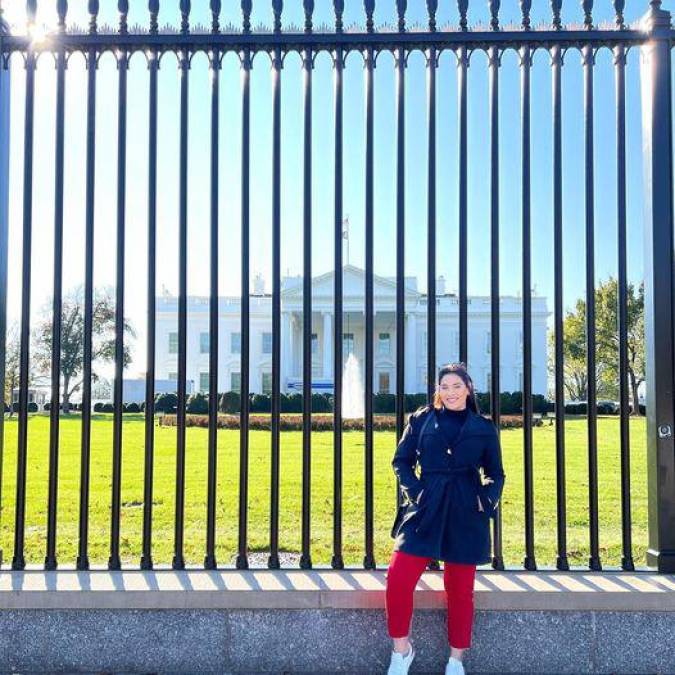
top-left (0, 1), bottom-right (674, 573)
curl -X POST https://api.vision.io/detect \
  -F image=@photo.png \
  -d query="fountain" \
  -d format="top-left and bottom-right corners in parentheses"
top-left (341, 352), bottom-right (364, 419)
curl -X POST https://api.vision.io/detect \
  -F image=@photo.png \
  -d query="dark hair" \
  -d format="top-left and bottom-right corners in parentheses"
top-left (432, 362), bottom-right (480, 414)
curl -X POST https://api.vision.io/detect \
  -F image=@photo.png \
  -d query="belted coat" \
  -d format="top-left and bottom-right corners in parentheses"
top-left (390, 404), bottom-right (506, 565)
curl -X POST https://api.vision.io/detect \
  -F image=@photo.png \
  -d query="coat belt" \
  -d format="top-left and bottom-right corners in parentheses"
top-left (414, 466), bottom-right (478, 536)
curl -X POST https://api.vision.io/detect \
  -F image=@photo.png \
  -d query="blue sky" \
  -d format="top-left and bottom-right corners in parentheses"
top-left (3, 1), bottom-right (666, 377)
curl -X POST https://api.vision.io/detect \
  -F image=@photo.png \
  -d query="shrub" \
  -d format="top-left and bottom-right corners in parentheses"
top-left (155, 392), bottom-right (178, 414)
top-left (186, 393), bottom-right (209, 414)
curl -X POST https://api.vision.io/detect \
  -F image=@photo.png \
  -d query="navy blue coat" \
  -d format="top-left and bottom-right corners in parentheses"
top-left (390, 404), bottom-right (506, 565)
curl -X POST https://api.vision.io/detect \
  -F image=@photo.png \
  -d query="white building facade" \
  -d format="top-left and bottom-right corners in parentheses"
top-left (156, 265), bottom-right (550, 396)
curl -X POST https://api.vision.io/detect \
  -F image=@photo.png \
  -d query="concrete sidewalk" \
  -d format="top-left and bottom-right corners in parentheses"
top-left (1, 567), bottom-right (673, 674)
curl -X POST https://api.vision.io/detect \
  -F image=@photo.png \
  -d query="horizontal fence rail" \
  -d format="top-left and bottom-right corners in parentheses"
top-left (0, 1), bottom-right (674, 573)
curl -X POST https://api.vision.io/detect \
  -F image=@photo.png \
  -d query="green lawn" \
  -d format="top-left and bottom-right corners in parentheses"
top-left (0, 413), bottom-right (648, 569)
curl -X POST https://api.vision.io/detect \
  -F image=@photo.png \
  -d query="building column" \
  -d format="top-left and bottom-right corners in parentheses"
top-left (322, 312), bottom-right (332, 379)
top-left (405, 312), bottom-right (417, 394)
top-left (282, 311), bottom-right (291, 391)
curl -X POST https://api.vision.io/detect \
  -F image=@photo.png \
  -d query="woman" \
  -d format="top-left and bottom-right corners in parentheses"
top-left (384, 363), bottom-right (505, 675)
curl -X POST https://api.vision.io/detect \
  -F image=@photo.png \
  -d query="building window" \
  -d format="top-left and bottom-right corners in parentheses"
top-left (168, 372), bottom-right (178, 381)
top-left (378, 371), bottom-right (390, 394)
top-left (262, 332), bottom-right (272, 354)
top-left (343, 333), bottom-right (354, 356)
top-left (200, 332), bottom-right (209, 354)
top-left (485, 330), bottom-right (491, 355)
top-left (231, 332), bottom-right (241, 354)
top-left (378, 332), bottom-right (390, 355)
top-left (169, 332), bottom-right (178, 354)
top-left (311, 333), bottom-right (318, 354)
top-left (231, 372), bottom-right (241, 392)
top-left (199, 372), bottom-right (210, 392)
top-left (262, 372), bottom-right (272, 394)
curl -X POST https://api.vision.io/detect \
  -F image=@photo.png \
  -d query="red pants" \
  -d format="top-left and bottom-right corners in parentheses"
top-left (385, 549), bottom-right (477, 649)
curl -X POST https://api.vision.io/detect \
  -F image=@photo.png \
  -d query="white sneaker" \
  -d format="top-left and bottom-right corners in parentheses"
top-left (445, 656), bottom-right (466, 675)
top-left (387, 640), bottom-right (415, 675)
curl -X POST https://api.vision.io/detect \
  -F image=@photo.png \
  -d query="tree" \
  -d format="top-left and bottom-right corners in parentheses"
top-left (31, 285), bottom-right (136, 413)
top-left (3, 320), bottom-right (36, 417)
top-left (547, 277), bottom-right (645, 415)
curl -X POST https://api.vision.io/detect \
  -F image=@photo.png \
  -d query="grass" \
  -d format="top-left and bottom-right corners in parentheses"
top-left (0, 413), bottom-right (648, 569)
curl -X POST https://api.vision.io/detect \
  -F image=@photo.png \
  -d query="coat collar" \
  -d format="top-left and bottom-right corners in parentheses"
top-left (431, 405), bottom-right (489, 442)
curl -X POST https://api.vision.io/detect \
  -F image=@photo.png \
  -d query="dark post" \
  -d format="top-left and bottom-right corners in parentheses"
top-left (640, 1), bottom-right (675, 574)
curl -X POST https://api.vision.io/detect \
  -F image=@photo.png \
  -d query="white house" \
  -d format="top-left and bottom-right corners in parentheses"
top-left (156, 264), bottom-right (550, 397)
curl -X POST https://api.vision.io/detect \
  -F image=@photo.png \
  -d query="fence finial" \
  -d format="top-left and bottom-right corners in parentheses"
top-left (57, 0), bottom-right (68, 32)
top-left (427, 0), bottom-right (437, 31)
top-left (582, 0), bottom-right (593, 29)
top-left (272, 0), bottom-right (282, 33)
top-left (88, 0), bottom-right (99, 34)
top-left (241, 0), bottom-right (251, 33)
top-left (396, 0), bottom-right (406, 32)
top-left (458, 0), bottom-right (468, 31)
top-left (180, 0), bottom-right (190, 35)
top-left (149, 0), bottom-right (159, 34)
top-left (551, 0), bottom-right (562, 30)
top-left (118, 0), bottom-right (129, 35)
top-left (489, 0), bottom-right (500, 31)
top-left (26, 0), bottom-right (37, 24)
top-left (364, 0), bottom-right (374, 33)
top-left (520, 0), bottom-right (531, 30)
top-left (210, 0), bottom-right (221, 33)
top-left (334, 0), bottom-right (344, 33)
top-left (613, 0), bottom-right (625, 29)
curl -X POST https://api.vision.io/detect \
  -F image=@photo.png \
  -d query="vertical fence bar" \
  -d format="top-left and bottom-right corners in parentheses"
top-left (12, 4), bottom-right (37, 571)
top-left (109, 13), bottom-right (128, 571)
top-left (551, 43), bottom-right (569, 571)
top-left (640, 1), bottom-right (675, 574)
top-left (269, 36), bottom-right (281, 570)
top-left (426, 45), bottom-right (436, 404)
top-left (332, 20), bottom-right (344, 570)
top-left (77, 1), bottom-right (99, 572)
top-left (45, 1), bottom-right (68, 571)
top-left (614, 41), bottom-right (634, 572)
top-left (521, 44), bottom-right (536, 571)
top-left (300, 13), bottom-right (313, 569)
top-left (394, 41), bottom-right (406, 517)
top-left (583, 42), bottom-right (601, 571)
top-left (363, 41), bottom-right (375, 570)
top-left (205, 38), bottom-right (220, 573)
top-left (0, 6), bottom-right (10, 570)
top-left (141, 3), bottom-right (159, 572)
top-left (236, 42), bottom-right (251, 570)
top-left (173, 40), bottom-right (189, 572)
top-left (488, 43), bottom-right (504, 570)
top-left (457, 45), bottom-right (468, 364)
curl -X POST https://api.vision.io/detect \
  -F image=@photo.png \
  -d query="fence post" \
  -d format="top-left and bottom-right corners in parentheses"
top-left (0, 11), bottom-right (11, 568)
top-left (640, 1), bottom-right (675, 573)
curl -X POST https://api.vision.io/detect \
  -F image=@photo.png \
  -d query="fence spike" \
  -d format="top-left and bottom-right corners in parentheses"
top-left (88, 0), bottom-right (99, 34)
top-left (149, 0), bottom-right (159, 35)
top-left (582, 0), bottom-right (593, 29)
top-left (520, 0), bottom-right (531, 29)
top-left (334, 0), bottom-right (344, 32)
top-left (427, 0), bottom-right (437, 31)
top-left (272, 0), bottom-right (282, 33)
top-left (180, 0), bottom-right (190, 35)
top-left (57, 0), bottom-right (68, 32)
top-left (458, 0), bottom-right (468, 31)
top-left (118, 0), bottom-right (129, 35)
top-left (612, 0), bottom-right (625, 29)
top-left (396, 0), bottom-right (406, 32)
top-left (364, 0), bottom-right (374, 33)
top-left (551, 0), bottom-right (562, 30)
